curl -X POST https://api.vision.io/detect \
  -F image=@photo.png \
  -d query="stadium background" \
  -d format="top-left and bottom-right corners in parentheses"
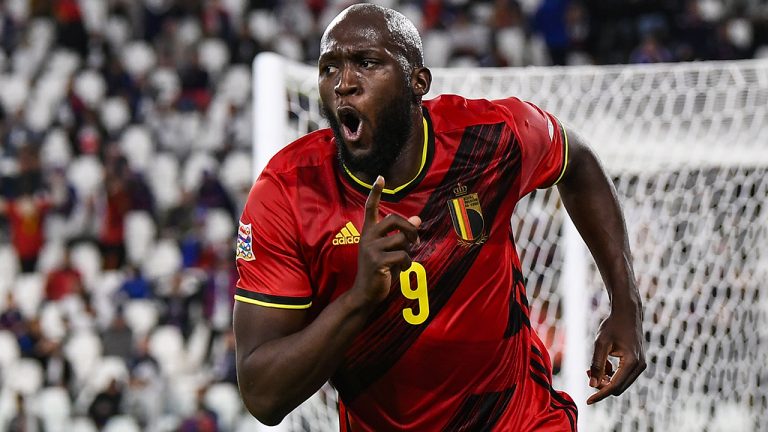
top-left (0, 0), bottom-right (766, 431)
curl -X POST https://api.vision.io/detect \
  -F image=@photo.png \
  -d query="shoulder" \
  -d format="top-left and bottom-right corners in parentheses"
top-left (262, 128), bottom-right (336, 179)
top-left (424, 95), bottom-right (531, 132)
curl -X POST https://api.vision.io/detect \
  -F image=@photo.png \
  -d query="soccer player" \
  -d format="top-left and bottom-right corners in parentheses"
top-left (234, 4), bottom-right (646, 431)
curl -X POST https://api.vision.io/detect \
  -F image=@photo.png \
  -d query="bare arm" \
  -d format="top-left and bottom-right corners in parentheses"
top-left (556, 126), bottom-right (646, 404)
top-left (235, 177), bottom-right (421, 425)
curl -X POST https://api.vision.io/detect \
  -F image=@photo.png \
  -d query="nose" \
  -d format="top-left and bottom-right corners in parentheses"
top-left (334, 66), bottom-right (359, 96)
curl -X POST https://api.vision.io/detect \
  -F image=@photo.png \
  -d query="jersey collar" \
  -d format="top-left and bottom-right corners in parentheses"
top-left (340, 107), bottom-right (435, 202)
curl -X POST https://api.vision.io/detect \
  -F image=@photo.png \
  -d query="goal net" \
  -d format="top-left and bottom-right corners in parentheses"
top-left (252, 54), bottom-right (768, 432)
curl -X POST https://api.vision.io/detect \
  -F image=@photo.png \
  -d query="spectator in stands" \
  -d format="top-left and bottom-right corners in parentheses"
top-left (211, 329), bottom-right (237, 385)
top-left (102, 310), bottom-right (134, 361)
top-left (88, 378), bottom-right (125, 429)
top-left (0, 193), bottom-right (51, 273)
top-left (630, 33), bottom-right (674, 64)
top-left (117, 265), bottom-right (153, 301)
top-left (42, 342), bottom-right (76, 394)
top-left (179, 386), bottom-right (219, 432)
top-left (7, 394), bottom-right (44, 432)
top-left (196, 170), bottom-right (236, 220)
top-left (0, 292), bottom-right (24, 332)
top-left (98, 171), bottom-right (130, 270)
top-left (44, 246), bottom-right (84, 301)
top-left (158, 272), bottom-right (194, 338)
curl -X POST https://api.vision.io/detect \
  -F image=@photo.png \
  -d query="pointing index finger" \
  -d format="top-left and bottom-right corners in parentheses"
top-left (364, 176), bottom-right (384, 229)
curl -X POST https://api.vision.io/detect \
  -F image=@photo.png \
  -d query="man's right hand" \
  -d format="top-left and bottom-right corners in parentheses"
top-left (353, 176), bottom-right (421, 304)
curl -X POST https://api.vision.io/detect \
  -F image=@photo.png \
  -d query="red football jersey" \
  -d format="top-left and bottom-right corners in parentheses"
top-left (236, 95), bottom-right (576, 431)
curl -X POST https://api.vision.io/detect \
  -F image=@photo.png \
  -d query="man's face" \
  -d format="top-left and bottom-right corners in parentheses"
top-left (318, 17), bottom-right (415, 177)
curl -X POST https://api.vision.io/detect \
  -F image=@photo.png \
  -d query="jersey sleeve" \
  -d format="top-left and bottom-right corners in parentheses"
top-left (493, 97), bottom-right (568, 199)
top-left (235, 171), bottom-right (313, 309)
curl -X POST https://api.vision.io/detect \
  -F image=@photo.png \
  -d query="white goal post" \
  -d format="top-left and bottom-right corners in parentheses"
top-left (252, 53), bottom-right (768, 432)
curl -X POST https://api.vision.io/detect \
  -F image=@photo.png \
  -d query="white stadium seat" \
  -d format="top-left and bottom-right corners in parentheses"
top-left (148, 326), bottom-right (186, 376)
top-left (123, 299), bottom-right (160, 338)
top-left (103, 415), bottom-right (141, 432)
top-left (70, 242), bottom-right (102, 292)
top-left (0, 330), bottom-right (21, 368)
top-left (120, 125), bottom-right (155, 173)
top-left (73, 69), bottom-right (106, 109)
top-left (12, 273), bottom-right (44, 318)
top-left (32, 386), bottom-right (72, 432)
top-left (5, 358), bottom-right (44, 396)
top-left (204, 382), bottom-right (243, 431)
top-left (125, 211), bottom-right (157, 267)
top-left (64, 330), bottom-right (103, 384)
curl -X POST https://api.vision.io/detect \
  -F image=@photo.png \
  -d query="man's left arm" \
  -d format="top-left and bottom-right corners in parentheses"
top-left (555, 125), bottom-right (647, 405)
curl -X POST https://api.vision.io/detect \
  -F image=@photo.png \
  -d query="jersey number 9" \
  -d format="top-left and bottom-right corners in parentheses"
top-left (400, 262), bottom-right (429, 325)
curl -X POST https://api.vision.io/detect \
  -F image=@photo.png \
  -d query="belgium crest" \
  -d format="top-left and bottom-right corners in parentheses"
top-left (447, 183), bottom-right (487, 247)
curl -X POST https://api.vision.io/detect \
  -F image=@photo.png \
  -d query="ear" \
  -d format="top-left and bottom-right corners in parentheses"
top-left (411, 67), bottom-right (432, 99)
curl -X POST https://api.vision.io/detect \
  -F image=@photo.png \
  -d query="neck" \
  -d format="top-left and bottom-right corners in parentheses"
top-left (351, 107), bottom-right (425, 188)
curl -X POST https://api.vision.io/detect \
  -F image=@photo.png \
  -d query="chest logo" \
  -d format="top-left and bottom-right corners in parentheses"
top-left (447, 184), bottom-right (487, 247)
top-left (236, 222), bottom-right (255, 261)
top-left (333, 221), bottom-right (361, 246)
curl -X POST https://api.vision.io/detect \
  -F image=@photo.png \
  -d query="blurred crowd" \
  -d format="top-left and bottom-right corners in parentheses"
top-left (0, 0), bottom-right (766, 431)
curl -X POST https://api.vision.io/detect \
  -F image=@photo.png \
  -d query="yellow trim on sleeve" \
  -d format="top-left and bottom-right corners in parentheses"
top-left (551, 123), bottom-right (569, 186)
top-left (343, 117), bottom-right (429, 194)
top-left (234, 295), bottom-right (312, 310)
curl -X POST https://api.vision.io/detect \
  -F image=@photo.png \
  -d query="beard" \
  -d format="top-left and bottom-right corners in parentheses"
top-left (321, 88), bottom-right (415, 178)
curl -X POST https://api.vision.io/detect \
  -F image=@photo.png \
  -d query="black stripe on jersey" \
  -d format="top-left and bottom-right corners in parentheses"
top-left (529, 373), bottom-right (577, 431)
top-left (505, 266), bottom-right (530, 338)
top-left (335, 122), bottom-right (522, 402)
top-left (442, 386), bottom-right (517, 432)
top-left (234, 288), bottom-right (312, 306)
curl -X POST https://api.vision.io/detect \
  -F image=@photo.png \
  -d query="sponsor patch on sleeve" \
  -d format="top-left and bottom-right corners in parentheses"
top-left (236, 221), bottom-right (255, 261)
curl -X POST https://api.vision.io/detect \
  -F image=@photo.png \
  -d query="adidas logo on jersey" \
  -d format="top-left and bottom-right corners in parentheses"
top-left (333, 221), bottom-right (361, 245)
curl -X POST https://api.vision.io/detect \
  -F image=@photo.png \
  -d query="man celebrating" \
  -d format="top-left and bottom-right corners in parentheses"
top-left (234, 4), bottom-right (645, 431)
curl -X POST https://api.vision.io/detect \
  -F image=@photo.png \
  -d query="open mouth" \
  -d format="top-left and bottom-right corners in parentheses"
top-left (338, 107), bottom-right (363, 142)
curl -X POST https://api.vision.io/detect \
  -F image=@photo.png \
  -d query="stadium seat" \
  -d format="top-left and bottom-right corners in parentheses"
top-left (204, 382), bottom-right (242, 431)
top-left (150, 67), bottom-right (181, 106)
top-left (43, 48), bottom-right (80, 78)
top-left (88, 356), bottom-right (129, 392)
top-left (36, 240), bottom-right (65, 274)
top-left (39, 301), bottom-right (66, 342)
top-left (0, 388), bottom-right (18, 429)
top-left (219, 150), bottom-right (252, 197)
top-left (185, 323), bottom-right (211, 370)
top-left (248, 10), bottom-right (279, 45)
top-left (73, 69), bottom-right (106, 109)
top-left (422, 31), bottom-right (451, 68)
top-left (147, 152), bottom-right (181, 211)
top-left (205, 208), bottom-right (234, 246)
top-left (125, 211), bottom-right (157, 266)
top-left (496, 27), bottom-right (526, 67)
top-left (121, 41), bottom-right (156, 79)
top-left (141, 238), bottom-right (182, 281)
top-left (123, 299), bottom-right (159, 338)
top-left (0, 74), bottom-right (29, 113)
top-left (0, 245), bottom-right (19, 288)
top-left (181, 151), bottom-right (219, 193)
top-left (67, 417), bottom-right (98, 432)
top-left (103, 415), bottom-right (141, 432)
top-left (148, 325), bottom-right (186, 376)
top-left (0, 330), bottom-right (21, 368)
top-left (70, 242), bottom-right (102, 292)
top-left (12, 273), bottom-right (44, 318)
top-left (5, 358), bottom-right (44, 396)
top-left (32, 386), bottom-right (72, 432)
top-left (120, 125), bottom-right (154, 174)
top-left (219, 65), bottom-right (251, 107)
top-left (64, 330), bottom-right (103, 384)
top-left (199, 38), bottom-right (230, 78)
top-left (100, 97), bottom-right (130, 135)
top-left (66, 155), bottom-right (105, 201)
top-left (167, 374), bottom-right (205, 417)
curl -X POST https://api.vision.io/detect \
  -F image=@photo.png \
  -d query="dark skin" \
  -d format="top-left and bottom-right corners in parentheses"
top-left (235, 5), bottom-right (645, 426)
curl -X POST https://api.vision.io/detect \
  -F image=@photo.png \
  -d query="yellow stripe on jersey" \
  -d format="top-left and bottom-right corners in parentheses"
top-left (551, 118), bottom-right (569, 186)
top-left (343, 117), bottom-right (429, 194)
top-left (341, 227), bottom-right (352, 237)
top-left (234, 295), bottom-right (312, 310)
